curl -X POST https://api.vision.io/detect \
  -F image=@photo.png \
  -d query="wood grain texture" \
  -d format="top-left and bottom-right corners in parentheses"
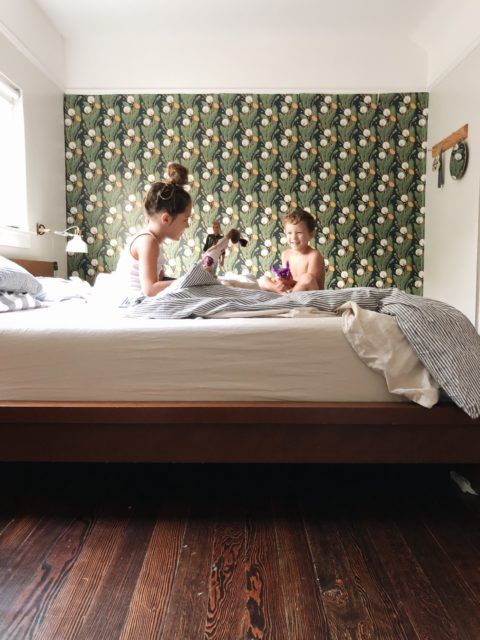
top-left (159, 493), bottom-right (216, 640)
top-left (0, 464), bottom-right (479, 640)
top-left (205, 502), bottom-right (247, 640)
top-left (118, 504), bottom-right (190, 640)
top-left (0, 517), bottom-right (93, 639)
top-left (357, 503), bottom-right (462, 640)
top-left (302, 501), bottom-right (409, 640)
top-left (245, 500), bottom-right (291, 640)
top-left (272, 498), bottom-right (330, 639)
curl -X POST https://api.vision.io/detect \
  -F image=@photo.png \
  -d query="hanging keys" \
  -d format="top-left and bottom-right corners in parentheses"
top-left (437, 151), bottom-right (445, 188)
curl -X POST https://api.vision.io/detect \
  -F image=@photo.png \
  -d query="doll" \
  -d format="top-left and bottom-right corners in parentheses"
top-left (202, 229), bottom-right (248, 273)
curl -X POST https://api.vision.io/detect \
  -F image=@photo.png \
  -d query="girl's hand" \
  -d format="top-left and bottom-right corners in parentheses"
top-left (158, 267), bottom-right (165, 281)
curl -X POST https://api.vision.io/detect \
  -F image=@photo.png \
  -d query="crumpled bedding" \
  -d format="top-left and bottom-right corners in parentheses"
top-left (125, 263), bottom-right (480, 417)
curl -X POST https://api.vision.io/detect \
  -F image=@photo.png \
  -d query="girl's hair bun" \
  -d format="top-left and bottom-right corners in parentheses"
top-left (167, 163), bottom-right (189, 186)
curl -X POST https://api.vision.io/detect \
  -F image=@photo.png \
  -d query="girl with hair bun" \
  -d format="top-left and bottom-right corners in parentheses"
top-left (116, 163), bottom-right (192, 300)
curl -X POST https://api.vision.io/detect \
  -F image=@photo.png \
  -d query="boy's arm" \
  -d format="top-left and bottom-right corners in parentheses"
top-left (309, 252), bottom-right (325, 289)
top-left (281, 250), bottom-right (289, 268)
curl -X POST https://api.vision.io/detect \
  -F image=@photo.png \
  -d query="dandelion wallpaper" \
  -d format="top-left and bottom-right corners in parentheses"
top-left (64, 92), bottom-right (428, 292)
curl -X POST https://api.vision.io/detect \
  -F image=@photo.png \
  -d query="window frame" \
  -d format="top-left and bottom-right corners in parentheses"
top-left (0, 71), bottom-right (29, 249)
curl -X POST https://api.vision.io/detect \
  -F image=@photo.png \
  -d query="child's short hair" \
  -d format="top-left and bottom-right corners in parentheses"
top-left (284, 208), bottom-right (316, 232)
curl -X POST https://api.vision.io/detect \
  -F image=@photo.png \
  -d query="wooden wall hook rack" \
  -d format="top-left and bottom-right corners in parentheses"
top-left (432, 124), bottom-right (468, 158)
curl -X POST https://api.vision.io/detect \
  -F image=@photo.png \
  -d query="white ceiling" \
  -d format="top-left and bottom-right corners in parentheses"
top-left (2, 0), bottom-right (479, 90)
top-left (35, 0), bottom-right (441, 39)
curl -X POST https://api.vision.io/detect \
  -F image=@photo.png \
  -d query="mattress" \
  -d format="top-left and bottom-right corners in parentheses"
top-left (0, 300), bottom-right (403, 403)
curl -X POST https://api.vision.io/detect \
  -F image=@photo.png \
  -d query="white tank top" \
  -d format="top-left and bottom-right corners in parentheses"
top-left (116, 230), bottom-right (165, 296)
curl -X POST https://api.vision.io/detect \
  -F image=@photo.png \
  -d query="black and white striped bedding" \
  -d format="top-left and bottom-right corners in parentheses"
top-left (0, 291), bottom-right (43, 313)
top-left (126, 264), bottom-right (480, 418)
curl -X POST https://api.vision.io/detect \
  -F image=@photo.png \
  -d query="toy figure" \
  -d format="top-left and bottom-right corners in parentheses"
top-left (271, 261), bottom-right (293, 280)
top-left (201, 229), bottom-right (247, 274)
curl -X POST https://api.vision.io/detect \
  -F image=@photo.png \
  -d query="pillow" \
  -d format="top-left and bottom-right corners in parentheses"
top-left (35, 276), bottom-right (92, 302)
top-left (0, 291), bottom-right (43, 312)
top-left (0, 256), bottom-right (42, 295)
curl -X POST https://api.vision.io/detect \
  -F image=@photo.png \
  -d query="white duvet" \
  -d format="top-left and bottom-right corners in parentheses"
top-left (0, 289), bottom-right (439, 405)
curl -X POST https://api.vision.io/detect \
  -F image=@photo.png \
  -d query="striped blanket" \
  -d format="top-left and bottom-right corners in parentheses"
top-left (0, 291), bottom-right (43, 313)
top-left (126, 264), bottom-right (480, 418)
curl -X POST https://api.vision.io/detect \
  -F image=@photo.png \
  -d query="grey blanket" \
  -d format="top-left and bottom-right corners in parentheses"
top-left (126, 264), bottom-right (480, 418)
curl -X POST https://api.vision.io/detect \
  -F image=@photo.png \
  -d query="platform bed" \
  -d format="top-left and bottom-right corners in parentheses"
top-left (1, 258), bottom-right (479, 463)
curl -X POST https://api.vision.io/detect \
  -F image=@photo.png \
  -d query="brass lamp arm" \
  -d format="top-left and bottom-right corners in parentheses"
top-left (36, 223), bottom-right (81, 238)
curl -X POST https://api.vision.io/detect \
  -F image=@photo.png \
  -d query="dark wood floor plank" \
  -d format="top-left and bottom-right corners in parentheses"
top-left (244, 499), bottom-right (291, 640)
top-left (0, 517), bottom-right (93, 639)
top-left (395, 512), bottom-right (480, 639)
top-left (30, 516), bottom-right (127, 639)
top-left (419, 497), bottom-right (480, 600)
top-left (0, 517), bottom-right (70, 617)
top-left (118, 503), bottom-right (190, 640)
top-left (1, 464), bottom-right (480, 640)
top-left (74, 509), bottom-right (154, 640)
top-left (272, 497), bottom-right (330, 640)
top-left (393, 494), bottom-right (480, 636)
top-left (159, 496), bottom-right (216, 640)
top-left (205, 502), bottom-right (247, 640)
top-left (0, 516), bottom-right (44, 574)
top-left (0, 517), bottom-right (16, 538)
top-left (302, 499), bottom-right (412, 640)
top-left (360, 508), bottom-right (463, 640)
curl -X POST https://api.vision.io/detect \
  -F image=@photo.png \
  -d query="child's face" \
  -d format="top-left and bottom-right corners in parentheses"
top-left (212, 222), bottom-right (221, 235)
top-left (285, 221), bottom-right (314, 251)
top-left (165, 203), bottom-right (192, 240)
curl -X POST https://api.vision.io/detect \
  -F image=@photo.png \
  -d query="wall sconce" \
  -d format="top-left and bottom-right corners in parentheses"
top-left (37, 223), bottom-right (88, 253)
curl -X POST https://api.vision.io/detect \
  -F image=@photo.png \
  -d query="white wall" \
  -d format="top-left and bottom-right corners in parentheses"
top-left (0, 0), bottom-right (64, 86)
top-left (65, 36), bottom-right (427, 94)
top-left (0, 31), bottom-right (67, 273)
top-left (424, 42), bottom-right (480, 328)
top-left (412, 0), bottom-right (480, 88)
top-left (0, 6), bottom-right (67, 274)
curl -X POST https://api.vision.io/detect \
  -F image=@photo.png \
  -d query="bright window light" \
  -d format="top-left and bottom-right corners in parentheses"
top-left (0, 72), bottom-right (28, 235)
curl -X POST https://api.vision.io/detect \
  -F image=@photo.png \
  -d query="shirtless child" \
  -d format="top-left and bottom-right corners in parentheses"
top-left (259, 208), bottom-right (325, 293)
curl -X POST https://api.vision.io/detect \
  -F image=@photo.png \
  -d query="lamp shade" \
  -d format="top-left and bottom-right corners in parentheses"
top-left (66, 234), bottom-right (88, 253)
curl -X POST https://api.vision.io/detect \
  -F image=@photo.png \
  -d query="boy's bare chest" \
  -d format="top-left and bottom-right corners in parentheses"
top-left (288, 253), bottom-right (310, 278)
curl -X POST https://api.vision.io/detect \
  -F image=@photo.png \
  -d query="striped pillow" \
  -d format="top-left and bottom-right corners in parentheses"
top-left (0, 256), bottom-right (42, 295)
top-left (0, 291), bottom-right (43, 312)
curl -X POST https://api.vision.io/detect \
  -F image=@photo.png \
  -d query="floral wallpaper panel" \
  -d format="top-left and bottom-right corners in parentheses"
top-left (64, 92), bottom-right (428, 293)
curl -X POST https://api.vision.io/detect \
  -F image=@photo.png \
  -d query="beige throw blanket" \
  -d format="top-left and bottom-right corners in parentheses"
top-left (339, 301), bottom-right (440, 408)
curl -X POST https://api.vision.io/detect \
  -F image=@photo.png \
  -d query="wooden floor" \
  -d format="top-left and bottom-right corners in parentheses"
top-left (0, 463), bottom-right (479, 640)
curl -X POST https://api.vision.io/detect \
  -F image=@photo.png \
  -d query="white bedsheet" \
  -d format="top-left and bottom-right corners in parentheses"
top-left (0, 300), bottom-right (408, 403)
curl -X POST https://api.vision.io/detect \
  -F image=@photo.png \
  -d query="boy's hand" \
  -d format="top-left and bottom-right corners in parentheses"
top-left (276, 276), bottom-right (295, 292)
top-left (272, 277), bottom-right (291, 294)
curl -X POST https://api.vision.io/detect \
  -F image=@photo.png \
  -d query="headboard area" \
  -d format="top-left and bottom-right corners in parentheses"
top-left (12, 259), bottom-right (58, 277)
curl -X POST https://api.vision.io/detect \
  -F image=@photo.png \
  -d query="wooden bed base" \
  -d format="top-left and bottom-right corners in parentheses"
top-left (13, 258), bottom-right (58, 277)
top-left (0, 402), bottom-right (479, 463)
top-left (4, 259), bottom-right (479, 463)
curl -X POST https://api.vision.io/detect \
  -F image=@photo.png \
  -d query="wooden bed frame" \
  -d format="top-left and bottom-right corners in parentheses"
top-left (1, 258), bottom-right (479, 463)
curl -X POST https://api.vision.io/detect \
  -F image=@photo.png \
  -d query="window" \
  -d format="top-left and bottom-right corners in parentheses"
top-left (0, 72), bottom-right (28, 246)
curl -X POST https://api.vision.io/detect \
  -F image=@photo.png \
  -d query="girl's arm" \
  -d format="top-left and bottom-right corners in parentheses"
top-left (136, 236), bottom-right (172, 296)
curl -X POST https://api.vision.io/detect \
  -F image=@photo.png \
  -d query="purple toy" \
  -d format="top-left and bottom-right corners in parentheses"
top-left (272, 261), bottom-right (292, 280)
